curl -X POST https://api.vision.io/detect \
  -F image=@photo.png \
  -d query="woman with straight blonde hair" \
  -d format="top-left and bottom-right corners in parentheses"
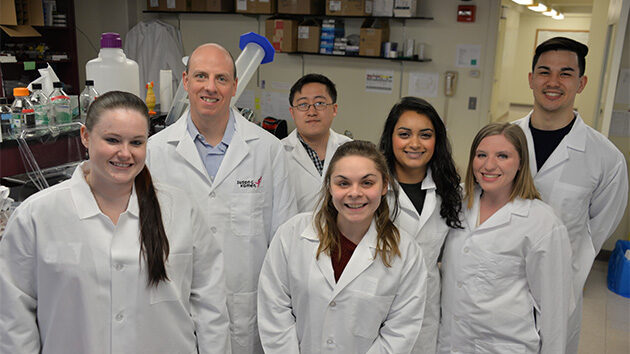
top-left (438, 122), bottom-right (574, 354)
top-left (258, 140), bottom-right (428, 353)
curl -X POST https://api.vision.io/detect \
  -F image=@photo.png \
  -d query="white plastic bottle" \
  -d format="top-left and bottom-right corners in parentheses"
top-left (86, 32), bottom-right (140, 97)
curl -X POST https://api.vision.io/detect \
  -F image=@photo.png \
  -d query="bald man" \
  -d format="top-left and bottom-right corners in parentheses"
top-left (146, 44), bottom-right (297, 354)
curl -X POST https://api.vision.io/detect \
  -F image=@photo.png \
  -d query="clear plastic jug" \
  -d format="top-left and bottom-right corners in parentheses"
top-left (86, 32), bottom-right (140, 97)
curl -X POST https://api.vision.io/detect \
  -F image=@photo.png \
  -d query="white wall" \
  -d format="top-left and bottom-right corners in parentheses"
top-left (603, 19), bottom-right (630, 250)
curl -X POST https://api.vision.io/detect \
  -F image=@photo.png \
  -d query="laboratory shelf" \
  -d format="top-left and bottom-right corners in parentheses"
top-left (286, 51), bottom-right (432, 63)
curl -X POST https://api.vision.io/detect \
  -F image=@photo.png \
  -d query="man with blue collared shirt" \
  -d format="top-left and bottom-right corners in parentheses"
top-left (146, 43), bottom-right (297, 354)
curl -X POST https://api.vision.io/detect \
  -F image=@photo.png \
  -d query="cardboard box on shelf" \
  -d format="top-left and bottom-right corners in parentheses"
top-left (278, 0), bottom-right (324, 14)
top-left (359, 18), bottom-right (389, 57)
top-left (236, 0), bottom-right (277, 14)
top-left (162, 0), bottom-right (190, 11)
top-left (265, 17), bottom-right (298, 53)
top-left (325, 0), bottom-right (372, 16)
top-left (191, 0), bottom-right (234, 11)
top-left (0, 0), bottom-right (43, 37)
top-left (297, 19), bottom-right (321, 53)
top-left (146, 0), bottom-right (163, 10)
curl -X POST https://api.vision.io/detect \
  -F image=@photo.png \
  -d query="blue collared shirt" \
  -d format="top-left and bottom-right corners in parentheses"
top-left (186, 110), bottom-right (236, 180)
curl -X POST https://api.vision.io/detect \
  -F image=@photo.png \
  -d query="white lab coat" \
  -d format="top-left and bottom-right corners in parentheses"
top-left (281, 128), bottom-right (352, 213)
top-left (437, 189), bottom-right (573, 354)
top-left (146, 108), bottom-right (297, 354)
top-left (0, 162), bottom-right (230, 354)
top-left (258, 212), bottom-right (428, 354)
top-left (124, 19), bottom-right (185, 103)
top-left (387, 168), bottom-right (448, 354)
top-left (514, 112), bottom-right (628, 352)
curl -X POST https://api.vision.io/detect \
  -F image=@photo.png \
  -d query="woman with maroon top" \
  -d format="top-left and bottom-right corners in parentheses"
top-left (257, 140), bottom-right (428, 354)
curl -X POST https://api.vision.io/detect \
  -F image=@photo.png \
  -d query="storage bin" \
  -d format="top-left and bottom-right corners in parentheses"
top-left (607, 239), bottom-right (630, 298)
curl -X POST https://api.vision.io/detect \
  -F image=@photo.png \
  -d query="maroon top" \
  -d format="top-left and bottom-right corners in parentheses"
top-left (331, 234), bottom-right (358, 282)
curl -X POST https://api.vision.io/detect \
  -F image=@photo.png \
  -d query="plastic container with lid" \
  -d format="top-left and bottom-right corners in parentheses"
top-left (86, 32), bottom-right (140, 97)
top-left (50, 82), bottom-right (71, 125)
top-left (11, 88), bottom-right (36, 136)
top-left (0, 97), bottom-right (12, 139)
top-left (79, 80), bottom-right (99, 122)
top-left (29, 83), bottom-right (50, 126)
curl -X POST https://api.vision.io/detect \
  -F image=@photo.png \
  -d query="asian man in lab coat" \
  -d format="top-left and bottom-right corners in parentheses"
top-left (513, 37), bottom-right (628, 353)
top-left (146, 43), bottom-right (297, 354)
top-left (282, 74), bottom-right (351, 213)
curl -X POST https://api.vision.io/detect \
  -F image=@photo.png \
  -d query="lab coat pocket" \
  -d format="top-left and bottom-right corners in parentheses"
top-left (230, 193), bottom-right (264, 237)
top-left (476, 252), bottom-right (522, 294)
top-left (351, 292), bottom-right (395, 339)
top-left (228, 291), bottom-right (258, 348)
top-left (43, 241), bottom-right (82, 265)
top-left (474, 340), bottom-right (525, 353)
top-left (551, 182), bottom-right (591, 223)
top-left (150, 253), bottom-right (192, 304)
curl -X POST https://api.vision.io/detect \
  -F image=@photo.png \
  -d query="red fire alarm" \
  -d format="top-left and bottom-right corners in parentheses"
top-left (457, 5), bottom-right (476, 23)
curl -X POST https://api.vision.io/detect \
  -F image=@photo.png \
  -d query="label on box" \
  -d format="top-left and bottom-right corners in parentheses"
top-left (299, 27), bottom-right (310, 39)
top-left (275, 21), bottom-right (284, 29)
top-left (260, 0), bottom-right (269, 3)
top-left (237, 0), bottom-right (247, 10)
top-left (329, 0), bottom-right (341, 11)
top-left (167, 0), bottom-right (176, 8)
top-left (366, 0), bottom-right (373, 14)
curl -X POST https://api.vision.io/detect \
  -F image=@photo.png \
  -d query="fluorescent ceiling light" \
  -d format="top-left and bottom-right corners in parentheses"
top-left (528, 3), bottom-right (548, 12)
top-left (512, 0), bottom-right (534, 4)
top-left (552, 12), bottom-right (565, 20)
top-left (543, 9), bottom-right (558, 16)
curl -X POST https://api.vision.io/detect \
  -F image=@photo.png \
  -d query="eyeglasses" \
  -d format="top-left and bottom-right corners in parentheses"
top-left (292, 102), bottom-right (334, 112)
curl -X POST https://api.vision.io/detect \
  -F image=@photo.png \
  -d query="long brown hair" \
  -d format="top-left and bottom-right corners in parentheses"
top-left (314, 140), bottom-right (401, 267)
top-left (85, 91), bottom-right (169, 287)
top-left (464, 122), bottom-right (540, 208)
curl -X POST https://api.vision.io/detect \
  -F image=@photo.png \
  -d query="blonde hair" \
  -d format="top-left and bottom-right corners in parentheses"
top-left (314, 140), bottom-right (401, 267)
top-left (464, 122), bottom-right (540, 208)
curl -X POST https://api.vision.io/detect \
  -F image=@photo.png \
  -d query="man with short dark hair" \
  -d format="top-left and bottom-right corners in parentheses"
top-left (282, 74), bottom-right (351, 212)
top-left (514, 37), bottom-right (628, 353)
top-left (146, 43), bottom-right (297, 354)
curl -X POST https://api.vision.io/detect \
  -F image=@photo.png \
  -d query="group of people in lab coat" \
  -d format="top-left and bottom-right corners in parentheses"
top-left (0, 36), bottom-right (627, 354)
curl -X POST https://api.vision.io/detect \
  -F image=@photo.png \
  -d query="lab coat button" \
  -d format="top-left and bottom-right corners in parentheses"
top-left (326, 339), bottom-right (334, 344)
top-left (115, 313), bottom-right (124, 321)
top-left (210, 226), bottom-right (217, 233)
top-left (457, 281), bottom-right (463, 288)
top-left (114, 264), bottom-right (123, 271)
top-left (329, 301), bottom-right (336, 307)
top-left (210, 192), bottom-right (216, 198)
top-left (463, 247), bottom-right (469, 254)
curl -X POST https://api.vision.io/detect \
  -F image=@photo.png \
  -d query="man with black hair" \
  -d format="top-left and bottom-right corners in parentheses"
top-left (282, 74), bottom-right (351, 212)
top-left (514, 37), bottom-right (628, 353)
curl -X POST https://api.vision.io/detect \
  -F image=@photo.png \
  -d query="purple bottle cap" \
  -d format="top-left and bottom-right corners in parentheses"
top-left (100, 32), bottom-right (122, 49)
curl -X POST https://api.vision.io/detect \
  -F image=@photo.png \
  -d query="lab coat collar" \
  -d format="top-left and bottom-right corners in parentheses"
top-left (164, 108), bottom-right (260, 190)
top-left (302, 219), bottom-right (378, 298)
top-left (388, 168), bottom-right (437, 230)
top-left (70, 162), bottom-right (139, 220)
top-left (521, 111), bottom-right (587, 175)
top-left (283, 129), bottom-right (342, 181)
top-left (465, 187), bottom-right (530, 232)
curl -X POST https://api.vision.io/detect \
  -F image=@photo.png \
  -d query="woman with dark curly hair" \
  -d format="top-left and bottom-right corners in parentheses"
top-left (379, 96), bottom-right (462, 354)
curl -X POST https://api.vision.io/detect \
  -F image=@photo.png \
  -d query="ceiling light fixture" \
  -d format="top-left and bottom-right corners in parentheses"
top-left (528, 3), bottom-right (548, 12)
top-left (511, 0), bottom-right (534, 4)
top-left (552, 12), bottom-right (565, 20)
top-left (543, 9), bottom-right (558, 16)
